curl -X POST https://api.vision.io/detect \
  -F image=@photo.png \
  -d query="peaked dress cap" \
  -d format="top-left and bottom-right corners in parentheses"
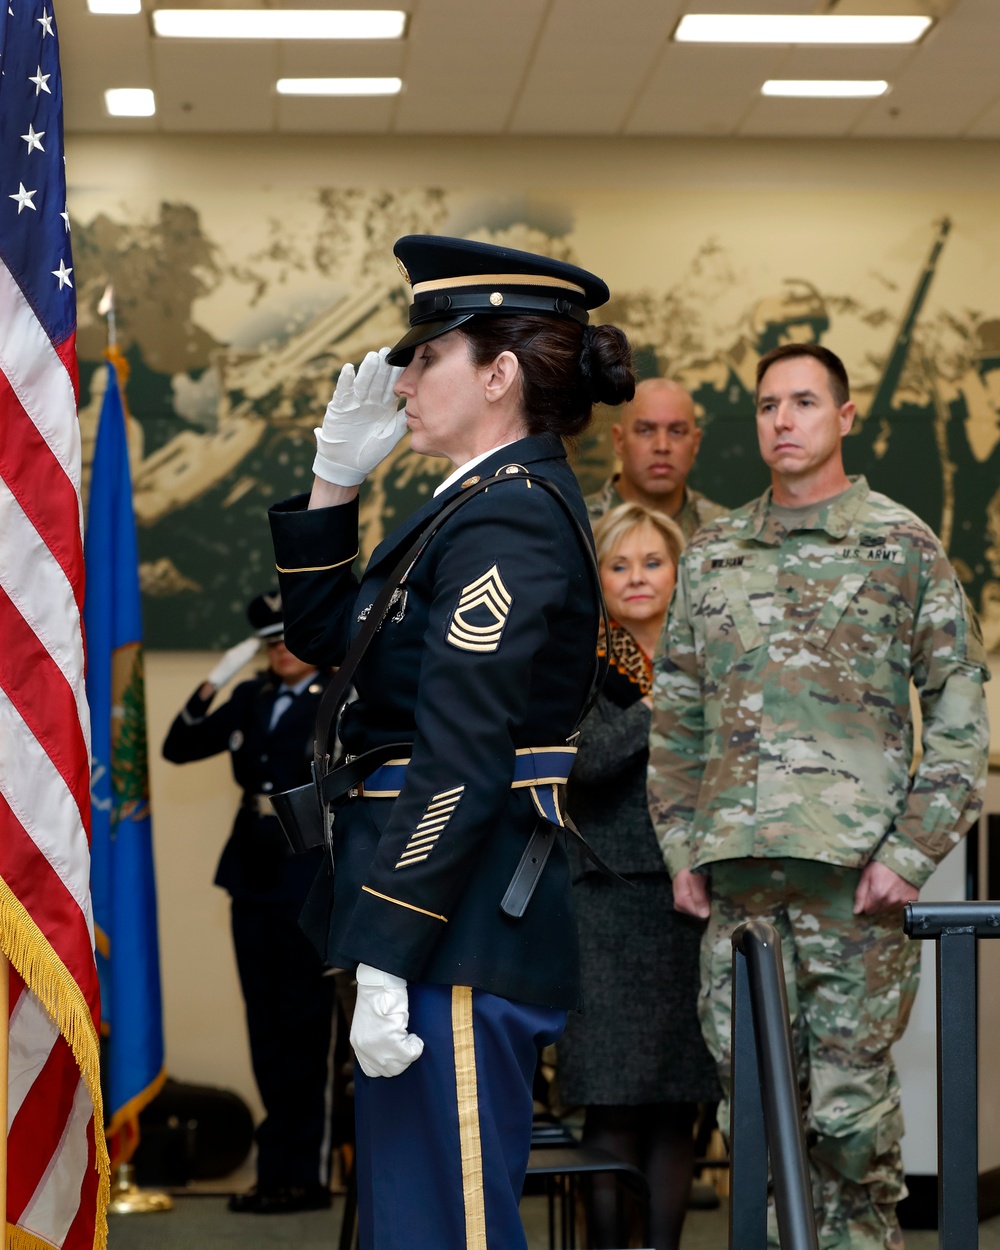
top-left (387, 234), bottom-right (611, 365)
top-left (246, 590), bottom-right (284, 639)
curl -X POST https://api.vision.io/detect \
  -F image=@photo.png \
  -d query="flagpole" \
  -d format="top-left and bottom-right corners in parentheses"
top-left (0, 951), bottom-right (9, 1239)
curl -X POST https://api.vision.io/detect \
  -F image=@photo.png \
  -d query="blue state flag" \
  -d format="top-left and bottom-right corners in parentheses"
top-left (84, 357), bottom-right (166, 1160)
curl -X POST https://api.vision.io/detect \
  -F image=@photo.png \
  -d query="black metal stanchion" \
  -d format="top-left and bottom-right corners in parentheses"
top-left (904, 900), bottom-right (1000, 1250)
top-left (730, 937), bottom-right (769, 1250)
top-left (730, 920), bottom-right (819, 1250)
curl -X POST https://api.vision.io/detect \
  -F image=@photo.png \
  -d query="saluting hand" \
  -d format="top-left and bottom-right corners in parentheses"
top-left (313, 348), bottom-right (407, 487)
top-left (204, 635), bottom-right (260, 691)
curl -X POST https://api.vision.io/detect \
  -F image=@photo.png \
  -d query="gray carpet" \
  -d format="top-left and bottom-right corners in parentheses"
top-left (105, 1192), bottom-right (1000, 1249)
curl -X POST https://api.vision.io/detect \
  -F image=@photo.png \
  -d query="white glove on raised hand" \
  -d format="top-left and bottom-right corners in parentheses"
top-left (206, 636), bottom-right (260, 689)
top-left (350, 963), bottom-right (424, 1079)
top-left (313, 348), bottom-right (407, 487)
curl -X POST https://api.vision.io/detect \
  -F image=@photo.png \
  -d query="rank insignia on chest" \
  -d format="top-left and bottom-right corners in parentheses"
top-left (446, 564), bottom-right (512, 653)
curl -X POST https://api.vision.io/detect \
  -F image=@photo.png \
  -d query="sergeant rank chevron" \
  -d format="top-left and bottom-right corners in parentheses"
top-left (446, 564), bottom-right (512, 653)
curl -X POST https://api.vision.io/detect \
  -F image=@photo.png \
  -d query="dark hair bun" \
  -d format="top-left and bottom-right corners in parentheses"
top-left (582, 324), bottom-right (635, 406)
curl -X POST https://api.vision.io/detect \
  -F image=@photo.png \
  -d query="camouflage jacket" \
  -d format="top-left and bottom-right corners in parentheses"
top-left (585, 475), bottom-right (727, 542)
top-left (648, 476), bottom-right (990, 889)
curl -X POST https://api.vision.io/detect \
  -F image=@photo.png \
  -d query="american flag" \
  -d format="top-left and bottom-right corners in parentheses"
top-left (0, 0), bottom-right (110, 1246)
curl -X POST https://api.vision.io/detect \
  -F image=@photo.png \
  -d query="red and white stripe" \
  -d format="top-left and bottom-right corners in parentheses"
top-left (0, 255), bottom-right (109, 1247)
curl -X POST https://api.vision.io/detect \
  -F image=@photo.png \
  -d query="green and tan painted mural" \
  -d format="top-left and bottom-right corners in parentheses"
top-left (68, 185), bottom-right (1000, 650)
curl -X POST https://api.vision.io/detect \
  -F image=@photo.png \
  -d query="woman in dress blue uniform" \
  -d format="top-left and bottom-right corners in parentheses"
top-left (268, 235), bottom-right (635, 1250)
top-left (162, 594), bottom-right (339, 1214)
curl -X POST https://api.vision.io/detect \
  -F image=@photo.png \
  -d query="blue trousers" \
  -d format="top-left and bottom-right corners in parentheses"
top-left (354, 984), bottom-right (565, 1250)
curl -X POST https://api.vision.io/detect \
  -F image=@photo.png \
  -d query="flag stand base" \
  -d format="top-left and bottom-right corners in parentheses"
top-left (107, 1163), bottom-right (173, 1215)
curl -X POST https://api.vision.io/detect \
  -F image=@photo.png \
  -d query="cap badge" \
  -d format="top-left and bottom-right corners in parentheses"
top-left (489, 292), bottom-right (504, 306)
top-left (395, 256), bottom-right (412, 284)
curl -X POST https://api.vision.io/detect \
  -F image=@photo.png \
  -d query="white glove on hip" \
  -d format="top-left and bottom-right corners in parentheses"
top-left (350, 963), bottom-right (424, 1079)
top-left (206, 636), bottom-right (260, 689)
top-left (313, 348), bottom-right (407, 487)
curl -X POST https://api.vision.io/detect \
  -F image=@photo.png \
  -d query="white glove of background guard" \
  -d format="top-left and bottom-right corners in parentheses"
top-left (350, 963), bottom-right (425, 1078)
top-left (313, 348), bottom-right (408, 487)
top-left (205, 636), bottom-right (260, 689)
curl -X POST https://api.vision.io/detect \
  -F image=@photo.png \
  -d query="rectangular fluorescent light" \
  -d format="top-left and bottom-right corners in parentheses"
top-left (277, 76), bottom-right (402, 96)
top-left (674, 14), bottom-right (932, 45)
top-left (105, 87), bottom-right (156, 115)
top-left (88, 0), bottom-right (141, 12)
top-left (762, 79), bottom-right (890, 98)
top-left (152, 9), bottom-right (406, 39)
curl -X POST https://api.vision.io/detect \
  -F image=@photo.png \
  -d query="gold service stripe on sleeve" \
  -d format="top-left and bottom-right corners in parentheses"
top-left (274, 549), bottom-right (359, 574)
top-left (360, 886), bottom-right (447, 922)
top-left (452, 986), bottom-right (488, 1250)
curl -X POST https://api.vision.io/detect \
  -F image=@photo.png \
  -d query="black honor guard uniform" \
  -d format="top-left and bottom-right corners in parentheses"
top-left (269, 234), bottom-right (633, 1250)
top-left (162, 593), bottom-right (337, 1214)
top-left (270, 438), bottom-right (594, 1003)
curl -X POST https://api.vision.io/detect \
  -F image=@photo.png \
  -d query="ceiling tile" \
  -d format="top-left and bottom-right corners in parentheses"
top-left (852, 0), bottom-right (1000, 136)
top-left (276, 95), bottom-right (397, 132)
top-left (626, 45), bottom-right (788, 136)
top-left (152, 41), bottom-right (278, 131)
top-left (965, 94), bottom-right (1000, 138)
top-left (61, 10), bottom-right (155, 132)
top-left (508, 0), bottom-right (681, 133)
top-left (739, 97), bottom-right (872, 138)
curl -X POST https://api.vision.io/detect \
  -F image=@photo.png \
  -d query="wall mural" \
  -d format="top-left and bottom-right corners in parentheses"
top-left (68, 188), bottom-right (1000, 651)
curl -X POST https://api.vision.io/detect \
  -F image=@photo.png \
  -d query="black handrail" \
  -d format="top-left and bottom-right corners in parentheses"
top-left (730, 921), bottom-right (819, 1250)
top-left (904, 900), bottom-right (1000, 1250)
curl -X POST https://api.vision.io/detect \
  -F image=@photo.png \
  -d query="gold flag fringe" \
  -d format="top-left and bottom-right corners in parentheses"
top-left (9, 1222), bottom-right (60, 1250)
top-left (0, 878), bottom-right (110, 1250)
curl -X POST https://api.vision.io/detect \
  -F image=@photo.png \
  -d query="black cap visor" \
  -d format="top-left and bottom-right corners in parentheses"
top-left (386, 315), bottom-right (475, 367)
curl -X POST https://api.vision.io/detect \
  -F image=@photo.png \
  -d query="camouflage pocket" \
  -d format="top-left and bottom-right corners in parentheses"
top-left (818, 572), bottom-right (902, 679)
top-left (699, 576), bottom-right (764, 678)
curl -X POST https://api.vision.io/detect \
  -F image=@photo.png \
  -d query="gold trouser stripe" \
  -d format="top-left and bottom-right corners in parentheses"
top-left (360, 886), bottom-right (447, 922)
top-left (275, 549), bottom-right (359, 573)
top-left (412, 272), bottom-right (585, 296)
top-left (452, 986), bottom-right (487, 1250)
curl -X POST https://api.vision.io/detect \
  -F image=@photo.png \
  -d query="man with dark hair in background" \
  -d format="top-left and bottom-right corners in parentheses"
top-left (587, 377), bottom-right (725, 539)
top-left (649, 342), bottom-right (990, 1250)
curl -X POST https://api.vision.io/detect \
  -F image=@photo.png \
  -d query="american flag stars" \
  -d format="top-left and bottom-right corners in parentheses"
top-left (51, 257), bottom-right (72, 289)
top-left (3, 0), bottom-right (77, 311)
top-left (22, 122), bottom-right (45, 152)
top-left (10, 182), bottom-right (37, 212)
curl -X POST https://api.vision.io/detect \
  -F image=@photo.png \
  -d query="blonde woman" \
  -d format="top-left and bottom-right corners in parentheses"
top-left (558, 502), bottom-right (719, 1250)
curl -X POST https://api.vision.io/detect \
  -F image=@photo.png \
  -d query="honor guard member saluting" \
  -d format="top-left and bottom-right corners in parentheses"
top-left (162, 593), bottom-right (338, 1214)
top-left (268, 235), bottom-right (636, 1250)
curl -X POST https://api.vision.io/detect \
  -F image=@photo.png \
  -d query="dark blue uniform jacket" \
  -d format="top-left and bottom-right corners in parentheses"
top-left (268, 433), bottom-right (598, 1009)
top-left (162, 673), bottom-right (330, 902)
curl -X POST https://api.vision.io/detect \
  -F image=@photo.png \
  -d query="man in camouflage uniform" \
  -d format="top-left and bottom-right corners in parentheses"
top-left (586, 376), bottom-right (725, 540)
top-left (648, 343), bottom-right (990, 1250)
